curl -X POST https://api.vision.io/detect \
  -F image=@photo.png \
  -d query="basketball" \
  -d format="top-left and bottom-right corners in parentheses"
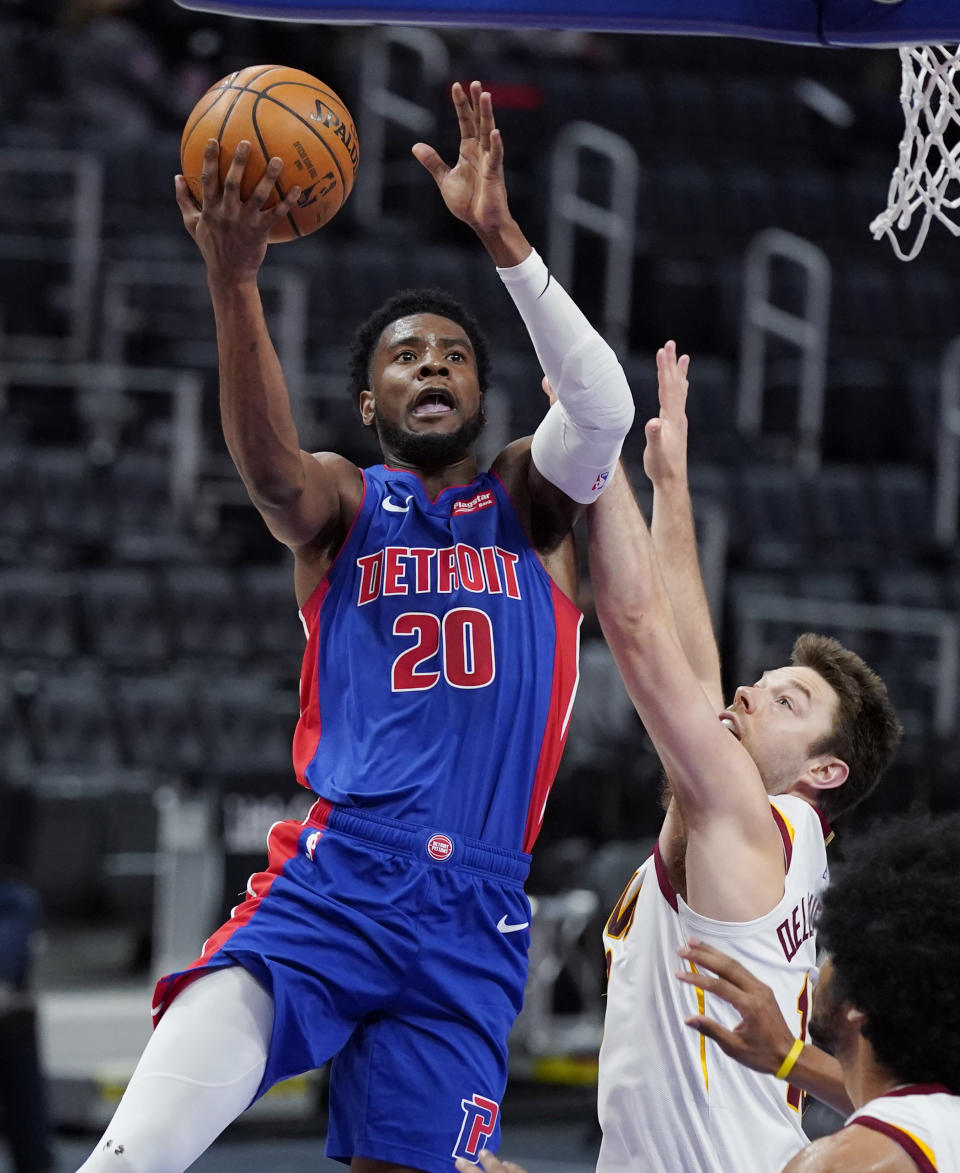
top-left (180, 65), bottom-right (359, 242)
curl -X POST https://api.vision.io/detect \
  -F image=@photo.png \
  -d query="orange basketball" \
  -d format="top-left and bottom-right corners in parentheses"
top-left (180, 65), bottom-right (359, 243)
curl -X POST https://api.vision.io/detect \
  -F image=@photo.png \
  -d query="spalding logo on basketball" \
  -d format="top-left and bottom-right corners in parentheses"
top-left (427, 833), bottom-right (455, 861)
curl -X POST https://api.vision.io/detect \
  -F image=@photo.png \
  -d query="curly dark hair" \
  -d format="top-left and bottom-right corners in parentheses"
top-left (791, 633), bottom-right (902, 821)
top-left (818, 810), bottom-right (960, 1091)
top-left (346, 288), bottom-right (491, 410)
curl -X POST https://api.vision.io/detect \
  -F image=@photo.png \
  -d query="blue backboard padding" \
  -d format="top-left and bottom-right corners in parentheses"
top-left (172, 0), bottom-right (822, 42)
top-left (824, 0), bottom-right (960, 46)
top-left (172, 0), bottom-right (960, 46)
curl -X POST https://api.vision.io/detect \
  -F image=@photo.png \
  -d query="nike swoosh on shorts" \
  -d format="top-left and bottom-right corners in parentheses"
top-left (496, 915), bottom-right (530, 934)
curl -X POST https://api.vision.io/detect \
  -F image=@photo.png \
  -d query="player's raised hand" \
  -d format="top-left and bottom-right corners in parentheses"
top-left (541, 375), bottom-right (558, 407)
top-left (643, 341), bottom-right (690, 489)
top-left (174, 139), bottom-right (301, 285)
top-left (412, 81), bottom-right (513, 237)
top-left (676, 939), bottom-right (798, 1076)
top-left (455, 1149), bottom-right (529, 1173)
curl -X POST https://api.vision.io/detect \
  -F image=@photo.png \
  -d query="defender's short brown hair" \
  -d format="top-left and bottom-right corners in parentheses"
top-left (791, 633), bottom-right (902, 821)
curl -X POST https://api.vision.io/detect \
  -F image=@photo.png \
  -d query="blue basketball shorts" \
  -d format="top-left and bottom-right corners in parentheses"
top-left (153, 798), bottom-right (532, 1173)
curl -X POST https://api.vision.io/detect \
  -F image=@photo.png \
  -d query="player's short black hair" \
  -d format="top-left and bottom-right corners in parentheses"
top-left (347, 288), bottom-right (491, 407)
top-left (818, 810), bottom-right (960, 1091)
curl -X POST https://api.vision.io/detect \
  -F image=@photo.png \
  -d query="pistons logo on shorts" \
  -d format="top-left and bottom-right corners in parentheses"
top-left (426, 833), bottom-right (455, 862)
top-left (453, 1093), bottom-right (499, 1161)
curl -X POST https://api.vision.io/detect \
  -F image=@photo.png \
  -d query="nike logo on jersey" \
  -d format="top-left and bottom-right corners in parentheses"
top-left (496, 915), bottom-right (529, 934)
top-left (382, 495), bottom-right (413, 513)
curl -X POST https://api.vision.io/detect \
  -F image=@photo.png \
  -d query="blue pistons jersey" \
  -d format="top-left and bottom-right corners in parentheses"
top-left (292, 464), bottom-right (582, 854)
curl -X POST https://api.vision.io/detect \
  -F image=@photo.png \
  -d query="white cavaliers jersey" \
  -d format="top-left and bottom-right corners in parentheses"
top-left (847, 1086), bottom-right (960, 1172)
top-left (597, 795), bottom-right (832, 1173)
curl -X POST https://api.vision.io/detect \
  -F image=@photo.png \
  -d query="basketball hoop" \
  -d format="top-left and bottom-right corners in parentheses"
top-left (871, 45), bottom-right (960, 261)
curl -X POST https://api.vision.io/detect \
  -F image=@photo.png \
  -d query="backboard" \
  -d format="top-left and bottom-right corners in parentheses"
top-left (170, 0), bottom-right (960, 47)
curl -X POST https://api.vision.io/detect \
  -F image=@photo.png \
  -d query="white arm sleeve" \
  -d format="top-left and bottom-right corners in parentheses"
top-left (497, 248), bottom-right (634, 504)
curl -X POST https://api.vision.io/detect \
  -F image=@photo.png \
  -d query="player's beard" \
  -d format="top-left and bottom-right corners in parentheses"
top-left (374, 404), bottom-right (485, 472)
top-left (808, 961), bottom-right (849, 1057)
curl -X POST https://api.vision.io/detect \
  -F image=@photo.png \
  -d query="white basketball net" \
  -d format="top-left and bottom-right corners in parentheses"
top-left (870, 45), bottom-right (960, 261)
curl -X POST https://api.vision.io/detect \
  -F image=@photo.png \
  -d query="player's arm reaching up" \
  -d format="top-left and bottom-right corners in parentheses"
top-left (643, 344), bottom-right (725, 872)
top-left (174, 141), bottom-right (363, 605)
top-left (644, 343), bottom-right (723, 712)
top-left (414, 81), bottom-right (635, 524)
top-left (587, 351), bottom-right (786, 923)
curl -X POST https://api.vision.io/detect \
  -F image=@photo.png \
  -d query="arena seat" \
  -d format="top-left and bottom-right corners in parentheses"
top-left (200, 674), bottom-right (297, 777)
top-left (30, 669), bottom-right (121, 769)
top-left (240, 564), bottom-right (307, 665)
top-left (0, 675), bottom-right (34, 779)
top-left (0, 568), bottom-right (79, 661)
top-left (35, 448), bottom-right (112, 548)
top-left (113, 672), bottom-right (208, 776)
top-left (162, 565), bottom-right (253, 662)
top-left (0, 446), bottom-right (37, 546)
top-left (82, 568), bottom-right (169, 664)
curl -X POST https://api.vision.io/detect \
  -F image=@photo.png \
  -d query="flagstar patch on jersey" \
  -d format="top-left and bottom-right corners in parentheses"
top-left (452, 490), bottom-right (495, 515)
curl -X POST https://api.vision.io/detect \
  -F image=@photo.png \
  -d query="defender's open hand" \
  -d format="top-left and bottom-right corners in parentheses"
top-left (413, 81), bottom-right (513, 237)
top-left (677, 939), bottom-right (799, 1076)
top-left (643, 341), bottom-right (690, 489)
top-left (174, 139), bottom-right (301, 285)
top-left (455, 1149), bottom-right (529, 1173)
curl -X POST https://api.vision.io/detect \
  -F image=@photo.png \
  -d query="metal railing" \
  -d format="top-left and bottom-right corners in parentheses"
top-left (935, 335), bottom-right (960, 547)
top-left (733, 591), bottom-right (959, 740)
top-left (548, 121), bottom-right (639, 354)
top-left (0, 361), bottom-right (202, 519)
top-left (354, 27), bottom-right (450, 230)
top-left (99, 259), bottom-right (308, 408)
top-left (0, 149), bottom-right (103, 362)
top-left (737, 229), bottom-right (831, 473)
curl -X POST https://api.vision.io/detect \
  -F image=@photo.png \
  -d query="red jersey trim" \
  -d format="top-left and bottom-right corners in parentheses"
top-left (521, 588), bottom-right (582, 853)
top-left (813, 804), bottom-right (835, 846)
top-left (297, 468), bottom-right (369, 622)
top-left (292, 470), bottom-right (371, 788)
top-left (850, 1117), bottom-right (938, 1173)
top-left (885, 1085), bottom-right (955, 1099)
top-left (771, 805), bottom-right (795, 871)
top-left (292, 579), bottom-right (331, 787)
top-left (653, 839), bottom-right (680, 912)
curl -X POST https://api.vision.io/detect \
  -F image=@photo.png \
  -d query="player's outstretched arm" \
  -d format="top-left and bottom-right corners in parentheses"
top-left (414, 82), bottom-right (634, 512)
top-left (588, 466), bottom-right (784, 920)
top-left (676, 940), bottom-right (853, 1117)
top-left (175, 140), bottom-right (361, 561)
top-left (645, 343), bottom-right (723, 713)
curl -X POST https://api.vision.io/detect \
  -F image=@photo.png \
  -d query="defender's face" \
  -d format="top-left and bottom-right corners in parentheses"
top-left (361, 313), bottom-right (482, 436)
top-left (717, 665), bottom-right (841, 794)
top-left (809, 957), bottom-right (846, 1055)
